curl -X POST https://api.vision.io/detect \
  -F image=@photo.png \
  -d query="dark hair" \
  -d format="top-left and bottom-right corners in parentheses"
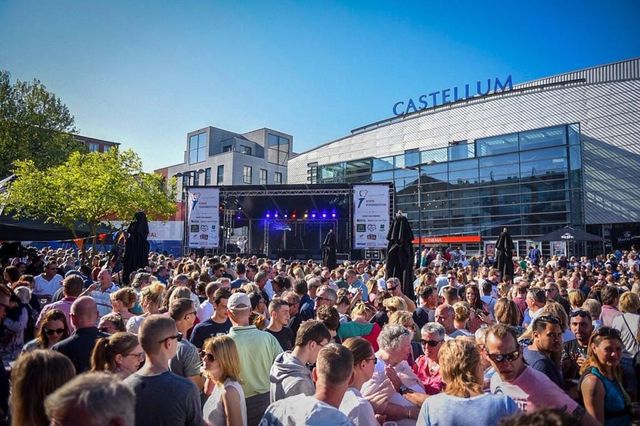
top-left (316, 305), bottom-right (340, 331)
top-left (37, 309), bottom-right (70, 347)
top-left (248, 292), bottom-right (262, 310)
top-left (214, 288), bottom-right (232, 305)
top-left (419, 286), bottom-right (435, 300)
top-left (499, 408), bottom-right (580, 426)
top-left (532, 315), bottom-right (560, 334)
top-left (236, 263), bottom-right (246, 274)
top-left (62, 275), bottom-right (84, 297)
top-left (169, 298), bottom-right (195, 320)
top-left (3, 266), bottom-right (20, 283)
top-left (601, 285), bottom-right (620, 305)
top-left (465, 284), bottom-right (483, 310)
top-left (294, 279), bottom-right (308, 294)
top-left (90, 332), bottom-right (139, 372)
top-left (295, 320), bottom-right (331, 347)
top-left (342, 336), bottom-right (374, 365)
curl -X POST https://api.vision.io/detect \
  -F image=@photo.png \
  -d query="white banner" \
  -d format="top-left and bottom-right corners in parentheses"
top-left (112, 221), bottom-right (182, 241)
top-left (353, 184), bottom-right (389, 249)
top-left (187, 187), bottom-right (220, 249)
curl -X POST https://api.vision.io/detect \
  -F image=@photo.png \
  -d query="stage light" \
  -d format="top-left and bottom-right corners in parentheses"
top-left (284, 214), bottom-right (288, 218)
top-left (304, 213), bottom-right (308, 219)
top-left (331, 213), bottom-right (336, 218)
top-left (266, 213), bottom-right (271, 218)
top-left (322, 213), bottom-right (327, 218)
top-left (274, 213), bottom-right (279, 218)
top-left (312, 213), bottom-right (316, 218)
top-left (291, 213), bottom-right (296, 219)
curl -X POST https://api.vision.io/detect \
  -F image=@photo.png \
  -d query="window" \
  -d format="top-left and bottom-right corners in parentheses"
top-left (274, 172), bottom-right (282, 184)
top-left (519, 126), bottom-right (565, 151)
top-left (476, 133), bottom-right (518, 157)
top-left (216, 165), bottom-right (224, 185)
top-left (243, 166), bottom-right (252, 184)
top-left (222, 145), bottom-right (233, 152)
top-left (188, 132), bottom-right (207, 164)
top-left (307, 162), bottom-right (318, 184)
top-left (240, 145), bottom-right (252, 155)
top-left (260, 169), bottom-right (268, 184)
top-left (204, 168), bottom-right (211, 185)
top-left (267, 134), bottom-right (290, 165)
top-left (404, 149), bottom-right (420, 168)
top-left (448, 142), bottom-right (474, 161)
top-left (88, 142), bottom-right (100, 152)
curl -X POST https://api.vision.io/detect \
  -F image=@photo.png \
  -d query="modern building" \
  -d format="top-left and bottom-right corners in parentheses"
top-left (155, 126), bottom-right (292, 195)
top-left (288, 58), bottom-right (640, 256)
top-left (74, 134), bottom-right (120, 152)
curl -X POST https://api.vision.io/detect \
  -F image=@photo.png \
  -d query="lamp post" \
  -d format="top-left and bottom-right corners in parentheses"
top-left (173, 169), bottom-right (205, 256)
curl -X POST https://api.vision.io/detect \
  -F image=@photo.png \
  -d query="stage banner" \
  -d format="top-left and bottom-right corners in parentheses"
top-left (353, 184), bottom-right (390, 249)
top-left (187, 187), bottom-right (220, 249)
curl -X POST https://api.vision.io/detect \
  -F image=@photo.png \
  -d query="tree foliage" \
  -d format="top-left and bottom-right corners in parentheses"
top-left (0, 70), bottom-right (86, 178)
top-left (2, 149), bottom-right (177, 247)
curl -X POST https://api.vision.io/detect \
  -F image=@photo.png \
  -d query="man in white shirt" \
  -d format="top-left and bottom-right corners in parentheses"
top-left (83, 269), bottom-right (119, 318)
top-left (34, 261), bottom-right (64, 298)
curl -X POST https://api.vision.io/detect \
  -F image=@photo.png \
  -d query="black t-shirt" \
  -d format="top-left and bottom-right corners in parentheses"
top-left (265, 326), bottom-right (294, 352)
top-left (189, 318), bottom-right (232, 349)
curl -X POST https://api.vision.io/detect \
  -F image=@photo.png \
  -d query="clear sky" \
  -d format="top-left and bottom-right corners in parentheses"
top-left (1, 0), bottom-right (639, 171)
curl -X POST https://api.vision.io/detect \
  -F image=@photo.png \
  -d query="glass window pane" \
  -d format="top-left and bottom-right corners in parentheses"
top-left (421, 147), bottom-right (447, 164)
top-left (373, 157), bottom-right (394, 172)
top-left (346, 159), bottom-right (371, 176)
top-left (519, 126), bottom-right (565, 151)
top-left (568, 124), bottom-right (580, 145)
top-left (519, 146), bottom-right (566, 163)
top-left (372, 171), bottom-right (394, 182)
top-left (448, 142), bottom-right (474, 161)
top-left (405, 150), bottom-right (420, 167)
top-left (448, 158), bottom-right (478, 172)
top-left (476, 133), bottom-right (518, 157)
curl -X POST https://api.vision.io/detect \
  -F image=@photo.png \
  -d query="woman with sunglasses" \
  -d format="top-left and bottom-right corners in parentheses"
top-left (580, 326), bottom-right (632, 426)
top-left (339, 337), bottom-right (378, 425)
top-left (412, 322), bottom-right (445, 395)
top-left (90, 332), bottom-right (144, 379)
top-left (201, 335), bottom-right (246, 426)
top-left (21, 308), bottom-right (69, 353)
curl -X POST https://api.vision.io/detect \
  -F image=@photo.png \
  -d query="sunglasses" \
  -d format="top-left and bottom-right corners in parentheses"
top-left (487, 349), bottom-right (520, 363)
top-left (158, 332), bottom-right (183, 344)
top-left (45, 328), bottom-right (65, 335)
top-left (366, 357), bottom-right (377, 365)
top-left (315, 296), bottom-right (333, 303)
top-left (570, 310), bottom-right (592, 320)
top-left (200, 350), bottom-right (215, 362)
top-left (593, 326), bottom-right (621, 339)
top-left (420, 339), bottom-right (442, 347)
top-left (533, 315), bottom-right (560, 327)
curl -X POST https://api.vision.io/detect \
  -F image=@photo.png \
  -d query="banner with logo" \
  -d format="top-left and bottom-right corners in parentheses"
top-left (187, 187), bottom-right (220, 249)
top-left (353, 184), bottom-right (390, 249)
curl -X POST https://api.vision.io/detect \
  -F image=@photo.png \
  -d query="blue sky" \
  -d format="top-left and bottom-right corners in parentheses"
top-left (1, 0), bottom-right (639, 171)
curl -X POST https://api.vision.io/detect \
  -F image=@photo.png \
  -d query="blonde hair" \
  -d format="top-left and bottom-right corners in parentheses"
top-left (438, 338), bottom-right (482, 397)
top-left (388, 311), bottom-right (414, 329)
top-left (203, 335), bottom-right (241, 384)
top-left (619, 291), bottom-right (640, 314)
top-left (540, 302), bottom-right (569, 331)
top-left (140, 282), bottom-right (165, 310)
top-left (110, 287), bottom-right (137, 308)
top-left (169, 287), bottom-right (191, 305)
top-left (351, 302), bottom-right (373, 319)
top-left (568, 289), bottom-right (585, 309)
top-left (494, 298), bottom-right (520, 326)
top-left (383, 296), bottom-right (407, 312)
top-left (452, 302), bottom-right (471, 323)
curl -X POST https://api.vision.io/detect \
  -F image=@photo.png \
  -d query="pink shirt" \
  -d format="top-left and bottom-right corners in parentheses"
top-left (36, 297), bottom-right (77, 332)
top-left (490, 365), bottom-right (580, 415)
top-left (600, 304), bottom-right (622, 327)
top-left (412, 355), bottom-right (444, 395)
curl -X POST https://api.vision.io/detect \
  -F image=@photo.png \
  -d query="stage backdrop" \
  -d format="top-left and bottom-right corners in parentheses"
top-left (187, 187), bottom-right (220, 249)
top-left (353, 184), bottom-right (390, 249)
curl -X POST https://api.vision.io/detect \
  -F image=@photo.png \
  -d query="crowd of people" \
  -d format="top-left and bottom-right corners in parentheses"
top-left (0, 244), bottom-right (640, 425)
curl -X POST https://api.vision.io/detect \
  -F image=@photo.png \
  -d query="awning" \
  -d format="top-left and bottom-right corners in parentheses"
top-left (538, 226), bottom-right (603, 242)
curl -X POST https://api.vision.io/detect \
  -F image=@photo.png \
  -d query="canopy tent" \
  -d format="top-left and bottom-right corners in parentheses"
top-left (538, 226), bottom-right (603, 242)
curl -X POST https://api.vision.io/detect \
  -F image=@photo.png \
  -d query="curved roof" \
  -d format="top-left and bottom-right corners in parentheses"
top-left (296, 57), bottom-right (640, 156)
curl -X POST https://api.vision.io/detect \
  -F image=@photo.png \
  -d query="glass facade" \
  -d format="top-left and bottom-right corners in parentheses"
top-left (315, 124), bottom-right (583, 239)
top-left (188, 132), bottom-right (207, 164)
top-left (267, 134), bottom-right (290, 166)
top-left (243, 165), bottom-right (252, 184)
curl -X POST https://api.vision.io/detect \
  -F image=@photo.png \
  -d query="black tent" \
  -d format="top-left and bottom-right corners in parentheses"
top-left (539, 226), bottom-right (603, 242)
top-left (0, 215), bottom-right (90, 241)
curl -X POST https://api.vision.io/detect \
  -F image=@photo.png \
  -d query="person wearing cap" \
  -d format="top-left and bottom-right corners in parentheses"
top-left (227, 291), bottom-right (283, 426)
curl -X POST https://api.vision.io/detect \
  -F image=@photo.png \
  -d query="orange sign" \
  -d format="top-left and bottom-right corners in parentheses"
top-left (413, 235), bottom-right (481, 245)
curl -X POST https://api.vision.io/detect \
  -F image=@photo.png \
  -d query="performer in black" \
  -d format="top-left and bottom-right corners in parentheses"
top-left (122, 211), bottom-right (150, 285)
top-left (494, 227), bottom-right (514, 282)
top-left (322, 228), bottom-right (337, 271)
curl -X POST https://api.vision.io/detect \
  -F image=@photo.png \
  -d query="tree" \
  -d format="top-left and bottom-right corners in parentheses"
top-left (0, 70), bottom-right (86, 178)
top-left (1, 148), bottom-right (177, 250)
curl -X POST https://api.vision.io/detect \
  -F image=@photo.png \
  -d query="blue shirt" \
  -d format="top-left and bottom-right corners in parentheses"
top-left (348, 279), bottom-right (368, 301)
top-left (523, 346), bottom-right (563, 388)
top-left (417, 392), bottom-right (518, 426)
